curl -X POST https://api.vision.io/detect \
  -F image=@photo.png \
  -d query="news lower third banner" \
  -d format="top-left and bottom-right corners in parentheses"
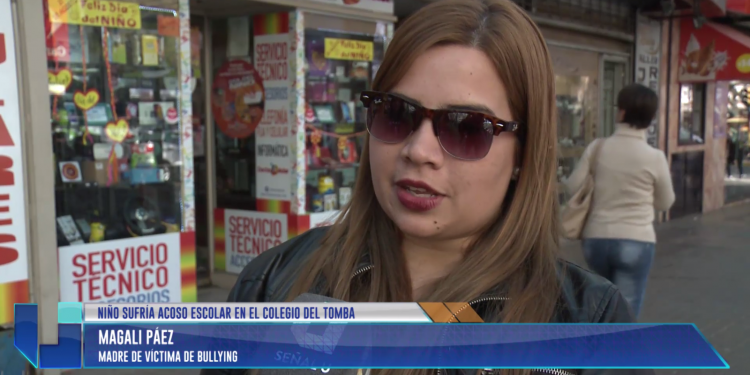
top-left (14, 302), bottom-right (728, 370)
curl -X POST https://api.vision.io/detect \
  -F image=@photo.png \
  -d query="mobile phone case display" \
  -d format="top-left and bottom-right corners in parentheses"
top-left (213, 11), bottom-right (390, 275)
top-left (304, 32), bottom-right (383, 216)
top-left (45, 0), bottom-right (197, 303)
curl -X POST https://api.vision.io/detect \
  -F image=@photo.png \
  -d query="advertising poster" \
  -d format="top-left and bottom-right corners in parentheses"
top-left (0, 0), bottom-right (30, 325)
top-left (223, 209), bottom-right (288, 274)
top-left (211, 59), bottom-right (265, 139)
top-left (635, 14), bottom-right (662, 148)
top-left (58, 233), bottom-right (185, 303)
top-left (44, 0), bottom-right (70, 62)
top-left (679, 19), bottom-right (750, 82)
top-left (254, 13), bottom-right (293, 201)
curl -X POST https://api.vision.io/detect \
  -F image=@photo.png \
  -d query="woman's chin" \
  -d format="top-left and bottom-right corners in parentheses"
top-left (393, 217), bottom-right (447, 240)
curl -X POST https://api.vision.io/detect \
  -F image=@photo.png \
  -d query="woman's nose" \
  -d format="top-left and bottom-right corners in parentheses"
top-left (400, 118), bottom-right (445, 168)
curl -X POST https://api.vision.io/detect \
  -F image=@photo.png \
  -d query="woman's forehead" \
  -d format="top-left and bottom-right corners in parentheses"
top-left (390, 45), bottom-right (513, 121)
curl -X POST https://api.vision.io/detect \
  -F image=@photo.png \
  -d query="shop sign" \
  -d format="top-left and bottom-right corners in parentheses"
top-left (678, 19), bottom-right (750, 82)
top-left (48, 0), bottom-right (142, 30)
top-left (635, 14), bottom-right (661, 148)
top-left (0, 0), bottom-right (30, 289)
top-left (254, 23), bottom-right (293, 201)
top-left (212, 59), bottom-right (265, 139)
top-left (324, 38), bottom-right (374, 61)
top-left (58, 233), bottom-right (183, 303)
top-left (306, 0), bottom-right (393, 14)
top-left (224, 210), bottom-right (287, 274)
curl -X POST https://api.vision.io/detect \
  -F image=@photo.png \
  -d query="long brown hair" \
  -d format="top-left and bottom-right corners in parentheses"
top-left (289, 0), bottom-right (560, 373)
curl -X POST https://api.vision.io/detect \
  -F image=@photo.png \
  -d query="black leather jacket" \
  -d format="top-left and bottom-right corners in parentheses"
top-left (202, 227), bottom-right (654, 375)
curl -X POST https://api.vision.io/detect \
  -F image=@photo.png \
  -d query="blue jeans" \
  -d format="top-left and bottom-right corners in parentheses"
top-left (582, 238), bottom-right (656, 319)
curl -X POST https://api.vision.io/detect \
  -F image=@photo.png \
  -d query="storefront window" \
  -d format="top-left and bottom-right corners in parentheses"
top-left (679, 83), bottom-right (706, 145)
top-left (556, 74), bottom-right (594, 193)
top-left (47, 1), bottom-right (183, 246)
top-left (304, 29), bottom-right (385, 214)
top-left (601, 60), bottom-right (627, 137)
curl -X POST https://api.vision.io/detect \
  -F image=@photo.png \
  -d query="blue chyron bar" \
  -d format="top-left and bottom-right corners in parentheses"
top-left (14, 303), bottom-right (82, 369)
top-left (15, 303), bottom-right (729, 370)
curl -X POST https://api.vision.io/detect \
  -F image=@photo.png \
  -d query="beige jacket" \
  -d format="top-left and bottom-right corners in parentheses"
top-left (563, 124), bottom-right (675, 243)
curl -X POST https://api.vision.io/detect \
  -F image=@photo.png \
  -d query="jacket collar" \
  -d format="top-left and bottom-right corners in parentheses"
top-left (614, 123), bottom-right (647, 140)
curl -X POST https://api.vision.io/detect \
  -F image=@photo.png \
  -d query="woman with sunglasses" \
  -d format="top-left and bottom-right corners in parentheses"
top-left (208, 1), bottom-right (651, 375)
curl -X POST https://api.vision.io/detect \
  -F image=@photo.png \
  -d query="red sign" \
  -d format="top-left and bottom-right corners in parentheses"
top-left (679, 19), bottom-right (750, 82)
top-left (43, 0), bottom-right (70, 62)
top-left (157, 15), bottom-right (179, 37)
top-left (166, 107), bottom-right (178, 124)
top-left (211, 59), bottom-right (265, 139)
top-left (727, 0), bottom-right (750, 14)
top-left (257, 164), bottom-right (289, 175)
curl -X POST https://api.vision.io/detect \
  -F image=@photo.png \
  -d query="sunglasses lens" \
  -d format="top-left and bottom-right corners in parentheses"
top-left (436, 112), bottom-right (494, 160)
top-left (367, 96), bottom-right (414, 143)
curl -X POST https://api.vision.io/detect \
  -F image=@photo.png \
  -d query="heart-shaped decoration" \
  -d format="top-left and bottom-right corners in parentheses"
top-left (48, 69), bottom-right (73, 91)
top-left (105, 119), bottom-right (129, 143)
top-left (74, 89), bottom-right (100, 111)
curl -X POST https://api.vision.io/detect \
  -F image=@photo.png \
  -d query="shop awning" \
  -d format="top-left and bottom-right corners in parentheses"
top-left (679, 19), bottom-right (750, 81)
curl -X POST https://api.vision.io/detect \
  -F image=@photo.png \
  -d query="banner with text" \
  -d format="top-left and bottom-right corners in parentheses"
top-left (58, 233), bottom-right (184, 303)
top-left (0, 0), bottom-right (31, 325)
top-left (224, 209), bottom-right (288, 274)
top-left (254, 15), bottom-right (293, 201)
top-left (47, 0), bottom-right (142, 30)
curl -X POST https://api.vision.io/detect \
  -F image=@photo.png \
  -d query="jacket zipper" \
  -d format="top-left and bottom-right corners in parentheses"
top-left (351, 267), bottom-right (575, 375)
top-left (352, 264), bottom-right (374, 278)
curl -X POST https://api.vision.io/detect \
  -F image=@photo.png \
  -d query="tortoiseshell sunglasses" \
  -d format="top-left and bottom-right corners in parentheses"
top-left (360, 91), bottom-right (520, 160)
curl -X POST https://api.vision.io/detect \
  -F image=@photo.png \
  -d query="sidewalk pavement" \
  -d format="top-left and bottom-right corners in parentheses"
top-left (70, 203), bottom-right (750, 375)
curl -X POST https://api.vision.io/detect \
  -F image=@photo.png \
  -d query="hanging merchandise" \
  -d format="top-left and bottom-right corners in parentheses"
top-left (211, 59), bottom-right (265, 139)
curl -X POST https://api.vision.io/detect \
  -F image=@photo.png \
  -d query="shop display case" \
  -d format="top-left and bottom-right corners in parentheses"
top-left (45, 0), bottom-right (196, 303)
top-left (301, 28), bottom-right (385, 216)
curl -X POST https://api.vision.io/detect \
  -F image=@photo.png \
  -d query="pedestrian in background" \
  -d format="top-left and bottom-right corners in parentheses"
top-left (726, 126), bottom-right (747, 178)
top-left (563, 83), bottom-right (675, 319)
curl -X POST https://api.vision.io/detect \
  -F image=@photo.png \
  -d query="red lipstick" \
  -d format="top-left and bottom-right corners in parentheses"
top-left (394, 179), bottom-right (444, 212)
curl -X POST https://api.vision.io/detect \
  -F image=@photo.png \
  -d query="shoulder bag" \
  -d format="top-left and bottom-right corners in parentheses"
top-left (560, 138), bottom-right (606, 240)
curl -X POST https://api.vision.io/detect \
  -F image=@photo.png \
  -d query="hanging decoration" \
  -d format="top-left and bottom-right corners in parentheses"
top-left (78, 25), bottom-right (94, 145)
top-left (48, 68), bottom-right (72, 94)
top-left (101, 28), bottom-right (126, 186)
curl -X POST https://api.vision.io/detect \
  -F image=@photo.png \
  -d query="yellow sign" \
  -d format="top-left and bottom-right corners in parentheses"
top-left (737, 54), bottom-right (750, 74)
top-left (48, 69), bottom-right (73, 91)
top-left (48, 0), bottom-right (141, 30)
top-left (74, 89), bottom-right (100, 111)
top-left (324, 38), bottom-right (374, 62)
top-left (105, 119), bottom-right (130, 143)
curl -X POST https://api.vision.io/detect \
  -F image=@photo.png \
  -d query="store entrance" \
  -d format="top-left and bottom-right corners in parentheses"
top-left (189, 1), bottom-right (295, 287)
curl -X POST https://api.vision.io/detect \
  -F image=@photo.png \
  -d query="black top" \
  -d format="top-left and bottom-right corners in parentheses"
top-left (202, 227), bottom-right (653, 375)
